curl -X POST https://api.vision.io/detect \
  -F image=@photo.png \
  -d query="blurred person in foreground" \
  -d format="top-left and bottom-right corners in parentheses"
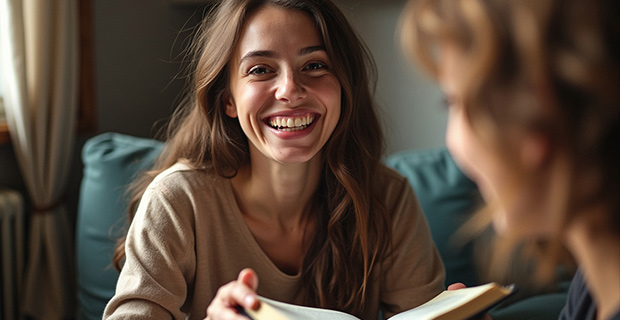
top-left (400, 0), bottom-right (619, 319)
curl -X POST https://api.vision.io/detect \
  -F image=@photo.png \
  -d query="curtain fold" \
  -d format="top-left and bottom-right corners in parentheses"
top-left (0, 0), bottom-right (79, 318)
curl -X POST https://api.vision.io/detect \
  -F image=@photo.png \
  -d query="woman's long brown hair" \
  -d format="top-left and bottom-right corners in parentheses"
top-left (112, 0), bottom-right (391, 314)
top-left (400, 0), bottom-right (619, 283)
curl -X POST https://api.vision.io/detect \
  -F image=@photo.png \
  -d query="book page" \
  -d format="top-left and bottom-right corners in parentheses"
top-left (388, 283), bottom-right (513, 320)
top-left (246, 283), bottom-right (513, 320)
top-left (246, 296), bottom-right (360, 320)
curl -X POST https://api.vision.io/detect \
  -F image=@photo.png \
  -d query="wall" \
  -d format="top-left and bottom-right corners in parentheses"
top-left (339, 0), bottom-right (447, 154)
top-left (92, 0), bottom-right (201, 138)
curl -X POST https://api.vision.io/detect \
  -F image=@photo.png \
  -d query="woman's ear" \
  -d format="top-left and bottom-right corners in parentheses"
top-left (224, 92), bottom-right (238, 118)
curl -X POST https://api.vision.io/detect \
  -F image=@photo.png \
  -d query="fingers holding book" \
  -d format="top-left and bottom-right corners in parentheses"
top-left (205, 268), bottom-right (261, 320)
top-left (447, 283), bottom-right (467, 291)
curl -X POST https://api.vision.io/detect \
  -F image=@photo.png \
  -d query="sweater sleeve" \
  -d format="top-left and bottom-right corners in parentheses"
top-left (103, 173), bottom-right (197, 319)
top-left (379, 170), bottom-right (446, 318)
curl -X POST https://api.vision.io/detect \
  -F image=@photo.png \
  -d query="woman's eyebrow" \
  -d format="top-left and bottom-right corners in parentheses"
top-left (299, 45), bottom-right (326, 56)
top-left (240, 50), bottom-right (277, 63)
top-left (240, 45), bottom-right (326, 63)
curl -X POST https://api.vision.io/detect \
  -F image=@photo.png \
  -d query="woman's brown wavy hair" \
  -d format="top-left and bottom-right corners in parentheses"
top-left (112, 0), bottom-right (391, 314)
top-left (400, 0), bottom-right (619, 283)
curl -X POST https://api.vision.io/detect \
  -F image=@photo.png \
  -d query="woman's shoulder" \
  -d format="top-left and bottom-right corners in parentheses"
top-left (137, 162), bottom-right (235, 221)
top-left (150, 161), bottom-right (221, 188)
top-left (144, 161), bottom-right (228, 203)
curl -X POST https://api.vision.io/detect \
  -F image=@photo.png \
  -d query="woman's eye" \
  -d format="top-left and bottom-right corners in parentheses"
top-left (304, 62), bottom-right (328, 71)
top-left (248, 66), bottom-right (272, 75)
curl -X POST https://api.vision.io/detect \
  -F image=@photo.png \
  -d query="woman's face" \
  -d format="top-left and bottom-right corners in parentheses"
top-left (226, 5), bottom-right (341, 165)
top-left (439, 44), bottom-right (553, 237)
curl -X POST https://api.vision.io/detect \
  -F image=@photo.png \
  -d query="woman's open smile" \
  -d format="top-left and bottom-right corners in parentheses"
top-left (265, 112), bottom-right (318, 132)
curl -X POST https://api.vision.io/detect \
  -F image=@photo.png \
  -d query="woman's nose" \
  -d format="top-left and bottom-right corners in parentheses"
top-left (275, 70), bottom-right (307, 103)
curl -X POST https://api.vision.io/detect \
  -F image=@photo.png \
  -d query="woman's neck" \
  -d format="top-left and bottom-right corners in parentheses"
top-left (231, 153), bottom-right (322, 229)
top-left (566, 206), bottom-right (620, 320)
top-left (229, 154), bottom-right (322, 275)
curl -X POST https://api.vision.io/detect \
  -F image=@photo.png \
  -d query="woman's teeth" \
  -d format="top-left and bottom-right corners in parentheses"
top-left (268, 115), bottom-right (315, 132)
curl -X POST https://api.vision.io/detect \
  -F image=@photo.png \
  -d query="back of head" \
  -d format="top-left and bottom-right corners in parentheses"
top-left (401, 0), bottom-right (620, 280)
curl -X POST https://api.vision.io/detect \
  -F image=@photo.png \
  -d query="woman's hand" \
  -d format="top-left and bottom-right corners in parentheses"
top-left (205, 268), bottom-right (260, 320)
top-left (447, 282), bottom-right (467, 291)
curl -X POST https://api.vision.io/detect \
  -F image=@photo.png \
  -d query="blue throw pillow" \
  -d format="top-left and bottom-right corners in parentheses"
top-left (75, 133), bottom-right (164, 320)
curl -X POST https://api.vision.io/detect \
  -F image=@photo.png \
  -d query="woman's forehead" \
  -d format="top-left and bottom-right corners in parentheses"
top-left (233, 5), bottom-right (322, 58)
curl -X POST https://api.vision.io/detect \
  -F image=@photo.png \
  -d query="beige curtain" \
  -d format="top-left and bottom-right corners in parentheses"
top-left (0, 0), bottom-right (78, 319)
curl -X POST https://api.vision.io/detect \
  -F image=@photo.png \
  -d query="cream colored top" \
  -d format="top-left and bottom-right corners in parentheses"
top-left (103, 162), bottom-right (445, 320)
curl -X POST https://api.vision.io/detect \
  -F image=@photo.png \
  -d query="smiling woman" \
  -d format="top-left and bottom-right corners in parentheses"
top-left (225, 6), bottom-right (341, 165)
top-left (102, 1), bottom-right (445, 319)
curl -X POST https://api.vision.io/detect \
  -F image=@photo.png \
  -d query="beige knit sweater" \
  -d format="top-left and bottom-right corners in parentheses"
top-left (103, 162), bottom-right (445, 320)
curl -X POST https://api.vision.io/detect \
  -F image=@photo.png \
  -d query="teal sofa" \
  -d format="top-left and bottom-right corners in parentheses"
top-left (75, 132), bottom-right (570, 320)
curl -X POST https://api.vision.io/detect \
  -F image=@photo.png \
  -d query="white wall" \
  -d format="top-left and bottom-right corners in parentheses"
top-left (338, 0), bottom-right (447, 154)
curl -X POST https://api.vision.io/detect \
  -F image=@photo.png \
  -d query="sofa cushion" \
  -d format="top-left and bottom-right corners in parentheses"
top-left (386, 147), bottom-right (482, 287)
top-left (75, 133), bottom-right (164, 320)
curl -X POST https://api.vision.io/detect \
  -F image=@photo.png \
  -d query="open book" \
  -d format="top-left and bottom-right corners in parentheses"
top-left (241, 282), bottom-right (516, 320)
